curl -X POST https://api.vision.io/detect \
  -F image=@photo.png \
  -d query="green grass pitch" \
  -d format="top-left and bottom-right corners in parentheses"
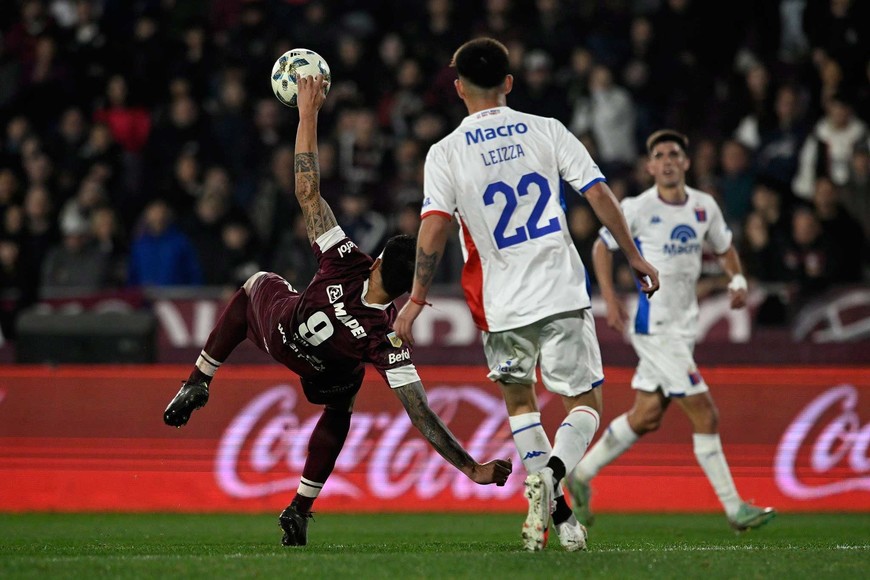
top-left (1, 513), bottom-right (867, 579)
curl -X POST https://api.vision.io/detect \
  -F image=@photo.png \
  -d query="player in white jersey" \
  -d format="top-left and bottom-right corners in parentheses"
top-left (569, 130), bottom-right (776, 532)
top-left (393, 38), bottom-right (660, 552)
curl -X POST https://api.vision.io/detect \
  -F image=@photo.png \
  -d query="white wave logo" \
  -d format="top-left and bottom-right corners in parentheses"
top-left (216, 384), bottom-right (521, 500)
top-left (774, 384), bottom-right (870, 499)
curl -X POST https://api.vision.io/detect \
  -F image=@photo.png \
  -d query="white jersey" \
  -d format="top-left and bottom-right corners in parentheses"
top-left (422, 106), bottom-right (605, 332)
top-left (599, 186), bottom-right (732, 338)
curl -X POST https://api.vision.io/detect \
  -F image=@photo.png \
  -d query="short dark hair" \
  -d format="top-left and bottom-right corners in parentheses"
top-left (451, 38), bottom-right (509, 89)
top-left (380, 234), bottom-right (416, 299)
top-left (646, 129), bottom-right (690, 155)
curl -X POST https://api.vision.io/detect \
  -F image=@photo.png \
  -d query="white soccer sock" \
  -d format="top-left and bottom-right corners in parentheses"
top-left (551, 406), bottom-right (600, 478)
top-left (693, 433), bottom-right (742, 517)
top-left (508, 412), bottom-right (563, 498)
top-left (297, 476), bottom-right (324, 499)
top-left (574, 412), bottom-right (638, 482)
top-left (195, 350), bottom-right (221, 377)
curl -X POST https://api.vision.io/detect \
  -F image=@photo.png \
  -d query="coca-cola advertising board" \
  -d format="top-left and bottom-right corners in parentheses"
top-left (0, 365), bottom-right (868, 513)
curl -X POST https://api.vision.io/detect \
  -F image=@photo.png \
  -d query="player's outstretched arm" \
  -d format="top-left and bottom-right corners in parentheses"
top-left (585, 182), bottom-right (660, 297)
top-left (393, 214), bottom-right (452, 345)
top-left (294, 74), bottom-right (338, 243)
top-left (393, 380), bottom-right (512, 486)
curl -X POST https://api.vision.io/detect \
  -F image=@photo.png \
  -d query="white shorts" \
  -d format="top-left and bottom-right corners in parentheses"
top-left (482, 309), bottom-right (604, 397)
top-left (629, 333), bottom-right (709, 397)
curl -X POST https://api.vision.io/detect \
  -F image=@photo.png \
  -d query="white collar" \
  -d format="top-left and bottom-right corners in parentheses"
top-left (361, 279), bottom-right (391, 310)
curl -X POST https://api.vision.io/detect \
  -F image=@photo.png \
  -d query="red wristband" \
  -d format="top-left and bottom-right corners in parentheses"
top-left (409, 296), bottom-right (431, 307)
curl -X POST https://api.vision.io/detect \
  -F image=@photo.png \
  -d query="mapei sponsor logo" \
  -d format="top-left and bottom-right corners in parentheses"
top-left (326, 284), bottom-right (344, 304)
top-left (337, 240), bottom-right (357, 257)
top-left (663, 224), bottom-right (701, 255)
top-left (333, 302), bottom-right (368, 339)
top-left (465, 122), bottom-right (528, 145)
top-left (388, 349), bottom-right (411, 365)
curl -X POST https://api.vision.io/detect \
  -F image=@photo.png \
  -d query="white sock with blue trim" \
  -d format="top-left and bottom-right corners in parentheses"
top-left (508, 412), bottom-right (564, 499)
top-left (551, 406), bottom-right (600, 480)
top-left (574, 412), bottom-right (637, 482)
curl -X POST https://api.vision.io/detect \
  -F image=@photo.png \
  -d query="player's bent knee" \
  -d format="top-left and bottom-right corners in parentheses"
top-left (243, 271), bottom-right (268, 295)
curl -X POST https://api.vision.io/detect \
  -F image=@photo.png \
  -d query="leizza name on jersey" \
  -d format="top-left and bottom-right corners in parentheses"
top-left (465, 122), bottom-right (528, 145)
top-left (481, 143), bottom-right (526, 166)
top-left (663, 224), bottom-right (702, 256)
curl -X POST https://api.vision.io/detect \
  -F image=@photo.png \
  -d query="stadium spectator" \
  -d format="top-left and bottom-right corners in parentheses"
top-left (90, 205), bottom-right (126, 287)
top-left (810, 176), bottom-right (865, 282)
top-left (792, 92), bottom-right (868, 199)
top-left (40, 210), bottom-right (108, 294)
top-left (784, 204), bottom-right (835, 298)
top-left (751, 85), bottom-right (809, 190)
top-left (571, 64), bottom-right (637, 169)
top-left (718, 140), bottom-right (755, 228)
top-left (127, 198), bottom-right (202, 287)
top-left (841, 144), bottom-right (870, 240)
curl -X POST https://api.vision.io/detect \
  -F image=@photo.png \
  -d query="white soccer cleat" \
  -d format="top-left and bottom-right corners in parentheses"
top-left (555, 514), bottom-right (588, 552)
top-left (522, 469), bottom-right (555, 552)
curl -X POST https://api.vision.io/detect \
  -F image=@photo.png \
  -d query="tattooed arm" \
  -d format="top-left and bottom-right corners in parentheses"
top-left (393, 380), bottom-right (511, 486)
top-left (392, 214), bottom-right (452, 345)
top-left (294, 74), bottom-right (338, 243)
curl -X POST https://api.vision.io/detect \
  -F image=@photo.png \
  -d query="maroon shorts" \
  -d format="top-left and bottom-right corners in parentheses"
top-left (245, 272), bottom-right (300, 360)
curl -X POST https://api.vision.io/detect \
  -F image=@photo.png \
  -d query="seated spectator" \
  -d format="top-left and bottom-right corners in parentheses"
top-left (718, 140), bottom-right (755, 229)
top-left (811, 177), bottom-right (865, 283)
top-left (792, 93), bottom-right (868, 199)
top-left (91, 205), bottom-right (127, 288)
top-left (337, 192), bottom-right (387, 256)
top-left (217, 217), bottom-right (260, 288)
top-left (40, 211), bottom-right (109, 294)
top-left (741, 211), bottom-right (791, 283)
top-left (751, 85), bottom-right (809, 190)
top-left (127, 199), bottom-right (202, 287)
top-left (783, 205), bottom-right (834, 299)
top-left (841, 144), bottom-right (870, 241)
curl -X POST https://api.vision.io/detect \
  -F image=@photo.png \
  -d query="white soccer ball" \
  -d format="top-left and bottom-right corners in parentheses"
top-left (270, 48), bottom-right (331, 108)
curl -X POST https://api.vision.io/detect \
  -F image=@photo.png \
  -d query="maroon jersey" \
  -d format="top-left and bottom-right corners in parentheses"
top-left (246, 227), bottom-right (418, 403)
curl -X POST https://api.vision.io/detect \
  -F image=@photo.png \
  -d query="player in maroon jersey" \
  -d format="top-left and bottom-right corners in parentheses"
top-left (163, 74), bottom-right (512, 546)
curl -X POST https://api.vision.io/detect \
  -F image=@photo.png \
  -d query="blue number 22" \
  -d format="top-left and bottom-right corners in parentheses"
top-left (483, 172), bottom-right (561, 249)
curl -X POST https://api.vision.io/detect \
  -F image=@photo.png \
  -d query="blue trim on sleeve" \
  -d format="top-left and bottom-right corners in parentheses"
top-left (579, 177), bottom-right (607, 193)
top-left (591, 377), bottom-right (605, 387)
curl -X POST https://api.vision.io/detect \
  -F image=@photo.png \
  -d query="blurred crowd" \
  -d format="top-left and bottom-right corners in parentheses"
top-left (0, 0), bottom-right (867, 338)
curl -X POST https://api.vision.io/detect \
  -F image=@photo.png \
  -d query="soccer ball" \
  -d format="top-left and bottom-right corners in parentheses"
top-left (270, 48), bottom-right (331, 108)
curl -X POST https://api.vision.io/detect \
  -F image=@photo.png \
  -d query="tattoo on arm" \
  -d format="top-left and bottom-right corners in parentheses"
top-left (294, 152), bottom-right (337, 242)
top-left (394, 381), bottom-right (473, 471)
top-left (415, 248), bottom-right (440, 289)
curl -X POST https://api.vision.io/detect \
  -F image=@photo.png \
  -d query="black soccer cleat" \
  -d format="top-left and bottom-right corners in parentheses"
top-left (163, 381), bottom-right (209, 427)
top-left (279, 504), bottom-right (313, 546)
